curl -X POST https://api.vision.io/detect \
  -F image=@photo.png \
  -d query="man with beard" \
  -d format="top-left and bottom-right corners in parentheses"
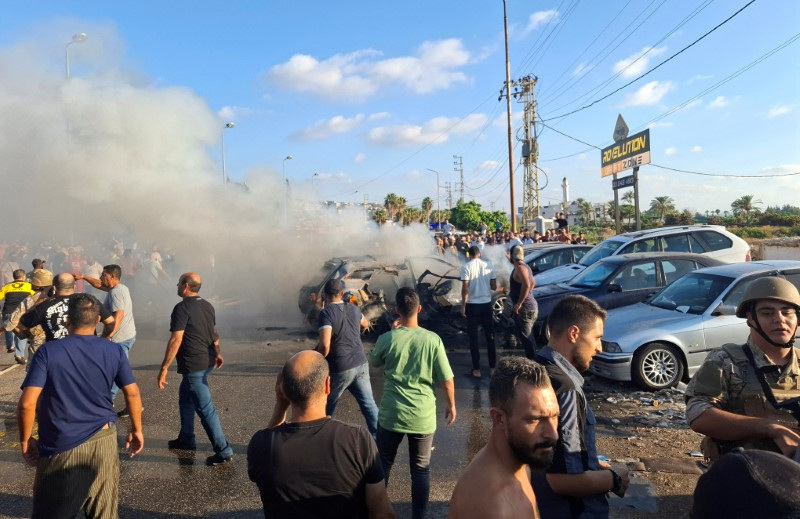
top-left (448, 357), bottom-right (559, 519)
top-left (533, 295), bottom-right (629, 518)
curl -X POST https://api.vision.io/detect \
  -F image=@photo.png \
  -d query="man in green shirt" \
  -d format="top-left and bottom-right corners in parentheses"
top-left (368, 287), bottom-right (456, 519)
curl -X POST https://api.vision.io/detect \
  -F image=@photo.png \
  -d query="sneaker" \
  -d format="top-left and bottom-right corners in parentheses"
top-left (7, 347), bottom-right (14, 353)
top-left (168, 438), bottom-right (197, 451)
top-left (14, 356), bottom-right (26, 365)
top-left (206, 453), bottom-right (232, 466)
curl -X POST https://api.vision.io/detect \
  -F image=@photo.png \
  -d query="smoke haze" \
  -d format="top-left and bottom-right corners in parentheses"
top-left (0, 21), bottom-right (434, 331)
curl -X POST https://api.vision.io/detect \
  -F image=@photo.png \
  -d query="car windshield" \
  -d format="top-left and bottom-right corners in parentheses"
top-left (648, 273), bottom-right (732, 314)
top-left (570, 262), bottom-right (618, 288)
top-left (578, 239), bottom-right (624, 266)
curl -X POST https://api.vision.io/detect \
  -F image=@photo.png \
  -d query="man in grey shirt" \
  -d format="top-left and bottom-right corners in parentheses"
top-left (76, 264), bottom-right (136, 416)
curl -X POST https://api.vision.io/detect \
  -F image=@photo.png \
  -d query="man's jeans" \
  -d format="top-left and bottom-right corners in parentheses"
top-left (110, 337), bottom-right (136, 401)
top-left (327, 362), bottom-right (379, 437)
top-left (178, 368), bottom-right (233, 458)
top-left (4, 330), bottom-right (27, 358)
top-left (466, 302), bottom-right (495, 371)
top-left (376, 425), bottom-right (434, 519)
top-left (512, 305), bottom-right (538, 359)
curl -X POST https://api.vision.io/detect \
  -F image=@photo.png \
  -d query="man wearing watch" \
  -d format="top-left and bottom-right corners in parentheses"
top-left (532, 295), bottom-right (630, 517)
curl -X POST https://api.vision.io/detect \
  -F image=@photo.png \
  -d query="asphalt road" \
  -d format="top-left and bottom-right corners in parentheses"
top-left (0, 324), bottom-right (498, 518)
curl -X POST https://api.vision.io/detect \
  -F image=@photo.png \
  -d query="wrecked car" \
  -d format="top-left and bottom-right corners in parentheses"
top-left (298, 255), bottom-right (465, 334)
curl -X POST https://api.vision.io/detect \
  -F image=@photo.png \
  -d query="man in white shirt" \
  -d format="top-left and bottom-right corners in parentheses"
top-left (460, 246), bottom-right (497, 378)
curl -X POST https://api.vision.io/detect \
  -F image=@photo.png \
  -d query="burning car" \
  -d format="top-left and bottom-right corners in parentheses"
top-left (298, 255), bottom-right (464, 333)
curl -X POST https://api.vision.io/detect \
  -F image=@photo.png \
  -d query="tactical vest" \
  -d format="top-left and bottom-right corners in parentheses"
top-left (701, 343), bottom-right (800, 461)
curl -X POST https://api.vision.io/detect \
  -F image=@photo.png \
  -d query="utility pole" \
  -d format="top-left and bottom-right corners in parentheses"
top-left (445, 182), bottom-right (453, 209)
top-left (502, 0), bottom-right (517, 232)
top-left (453, 155), bottom-right (464, 204)
top-left (517, 75), bottom-right (539, 227)
top-left (490, 201), bottom-right (495, 212)
top-left (364, 194), bottom-right (369, 224)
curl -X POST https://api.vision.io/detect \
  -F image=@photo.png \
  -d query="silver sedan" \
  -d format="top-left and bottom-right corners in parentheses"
top-left (590, 260), bottom-right (800, 390)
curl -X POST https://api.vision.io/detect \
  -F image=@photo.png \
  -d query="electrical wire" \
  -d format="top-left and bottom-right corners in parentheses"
top-left (542, 0), bottom-right (757, 122)
top-left (649, 164), bottom-right (800, 178)
top-left (542, 0), bottom-right (714, 113)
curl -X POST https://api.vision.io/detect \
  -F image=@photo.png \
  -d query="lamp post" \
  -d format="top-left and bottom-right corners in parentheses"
top-left (65, 32), bottom-right (87, 79)
top-left (221, 122), bottom-right (234, 185)
top-left (311, 172), bottom-right (320, 187)
top-left (426, 168), bottom-right (441, 230)
top-left (282, 155), bottom-right (293, 185)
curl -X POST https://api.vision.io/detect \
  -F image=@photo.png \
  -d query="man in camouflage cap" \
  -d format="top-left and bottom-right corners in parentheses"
top-left (1, 269), bottom-right (53, 364)
top-left (685, 276), bottom-right (800, 461)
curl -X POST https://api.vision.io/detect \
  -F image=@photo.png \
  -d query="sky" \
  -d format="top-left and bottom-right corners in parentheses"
top-left (1, 0), bottom-right (798, 219)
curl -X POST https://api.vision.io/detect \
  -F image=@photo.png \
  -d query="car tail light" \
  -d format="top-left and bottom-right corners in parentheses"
top-left (745, 250), bottom-right (751, 262)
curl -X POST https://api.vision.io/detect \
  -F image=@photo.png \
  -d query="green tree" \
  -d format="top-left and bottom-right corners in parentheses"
top-left (731, 195), bottom-right (762, 223)
top-left (384, 193), bottom-right (407, 222)
top-left (649, 196), bottom-right (676, 224)
top-left (372, 207), bottom-right (388, 225)
top-left (449, 200), bottom-right (484, 231)
top-left (421, 197), bottom-right (433, 223)
top-left (576, 198), bottom-right (594, 225)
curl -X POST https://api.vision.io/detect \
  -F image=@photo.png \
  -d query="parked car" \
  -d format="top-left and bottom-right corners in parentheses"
top-left (590, 260), bottom-right (800, 390)
top-left (531, 252), bottom-right (723, 343)
top-left (533, 225), bottom-right (751, 287)
top-left (298, 255), bottom-right (464, 333)
top-left (523, 244), bottom-right (593, 274)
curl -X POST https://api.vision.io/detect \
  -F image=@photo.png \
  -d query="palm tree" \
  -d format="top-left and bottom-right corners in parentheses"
top-left (384, 193), bottom-right (407, 222)
top-left (421, 197), bottom-right (433, 223)
top-left (731, 195), bottom-right (762, 222)
top-left (649, 196), bottom-right (676, 224)
top-left (373, 207), bottom-right (388, 225)
top-left (622, 191), bottom-right (635, 225)
top-left (575, 198), bottom-right (594, 225)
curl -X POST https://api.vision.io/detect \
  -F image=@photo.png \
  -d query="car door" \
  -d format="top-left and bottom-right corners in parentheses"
top-left (661, 258), bottom-right (700, 286)
top-left (598, 260), bottom-right (659, 309)
top-left (699, 274), bottom-right (762, 363)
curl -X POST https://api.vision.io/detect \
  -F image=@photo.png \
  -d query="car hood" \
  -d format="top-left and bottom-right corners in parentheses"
top-left (533, 282), bottom-right (586, 299)
top-left (602, 303), bottom-right (702, 343)
top-left (534, 264), bottom-right (586, 286)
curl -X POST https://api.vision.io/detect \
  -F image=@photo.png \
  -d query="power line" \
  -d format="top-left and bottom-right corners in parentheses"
top-left (649, 164), bottom-right (800, 178)
top-left (542, 0), bottom-right (757, 122)
top-left (542, 0), bottom-right (713, 113)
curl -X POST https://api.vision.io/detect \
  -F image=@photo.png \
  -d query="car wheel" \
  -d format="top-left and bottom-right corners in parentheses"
top-left (632, 342), bottom-right (685, 390)
top-left (492, 295), bottom-right (507, 324)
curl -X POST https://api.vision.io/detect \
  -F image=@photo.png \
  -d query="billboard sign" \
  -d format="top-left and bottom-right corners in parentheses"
top-left (600, 129), bottom-right (651, 177)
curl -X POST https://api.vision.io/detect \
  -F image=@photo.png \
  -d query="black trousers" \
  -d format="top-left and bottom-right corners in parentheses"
top-left (466, 303), bottom-right (495, 370)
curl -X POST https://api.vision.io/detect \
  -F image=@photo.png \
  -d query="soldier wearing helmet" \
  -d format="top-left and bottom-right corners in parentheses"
top-left (685, 276), bottom-right (800, 461)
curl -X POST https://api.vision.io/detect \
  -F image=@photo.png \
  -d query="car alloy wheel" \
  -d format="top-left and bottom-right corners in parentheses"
top-left (632, 342), bottom-right (685, 390)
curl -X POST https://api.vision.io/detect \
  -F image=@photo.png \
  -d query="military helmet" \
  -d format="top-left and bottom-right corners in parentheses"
top-left (736, 276), bottom-right (800, 318)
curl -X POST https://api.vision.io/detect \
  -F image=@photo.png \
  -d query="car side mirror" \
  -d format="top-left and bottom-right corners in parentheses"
top-left (607, 283), bottom-right (622, 293)
top-left (711, 303), bottom-right (737, 316)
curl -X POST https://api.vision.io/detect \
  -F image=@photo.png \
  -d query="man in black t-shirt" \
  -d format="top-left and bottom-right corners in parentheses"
top-left (317, 279), bottom-right (379, 437)
top-left (18, 273), bottom-right (114, 342)
top-left (157, 272), bottom-right (234, 466)
top-left (247, 350), bottom-right (394, 518)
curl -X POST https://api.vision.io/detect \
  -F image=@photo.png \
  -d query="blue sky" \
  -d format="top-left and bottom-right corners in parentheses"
top-left (2, 0), bottom-right (799, 216)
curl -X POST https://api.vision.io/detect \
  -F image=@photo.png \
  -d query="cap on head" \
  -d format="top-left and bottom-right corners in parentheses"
top-left (691, 449), bottom-right (800, 518)
top-left (32, 258), bottom-right (45, 268)
top-left (736, 276), bottom-right (800, 318)
top-left (31, 269), bottom-right (54, 288)
top-left (323, 278), bottom-right (344, 296)
top-left (511, 245), bottom-right (525, 261)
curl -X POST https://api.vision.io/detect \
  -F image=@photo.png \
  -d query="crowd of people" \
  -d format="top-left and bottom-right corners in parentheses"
top-left (2, 228), bottom-right (800, 518)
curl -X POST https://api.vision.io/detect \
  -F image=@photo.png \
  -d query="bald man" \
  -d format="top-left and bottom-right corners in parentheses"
top-left (248, 351), bottom-right (395, 518)
top-left (158, 272), bottom-right (233, 466)
top-left (18, 273), bottom-right (114, 343)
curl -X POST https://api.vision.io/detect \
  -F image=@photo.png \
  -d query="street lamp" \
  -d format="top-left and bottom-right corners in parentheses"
top-left (65, 32), bottom-right (87, 79)
top-left (311, 172), bottom-right (320, 187)
top-left (426, 168), bottom-right (441, 229)
top-left (282, 155), bottom-right (293, 185)
top-left (221, 122), bottom-right (234, 185)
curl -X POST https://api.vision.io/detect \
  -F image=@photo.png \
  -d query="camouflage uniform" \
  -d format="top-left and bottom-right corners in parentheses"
top-left (685, 337), bottom-right (800, 459)
top-left (3, 290), bottom-right (48, 360)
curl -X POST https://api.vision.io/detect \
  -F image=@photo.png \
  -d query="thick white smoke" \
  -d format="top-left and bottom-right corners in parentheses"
top-left (0, 21), bottom-right (434, 329)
